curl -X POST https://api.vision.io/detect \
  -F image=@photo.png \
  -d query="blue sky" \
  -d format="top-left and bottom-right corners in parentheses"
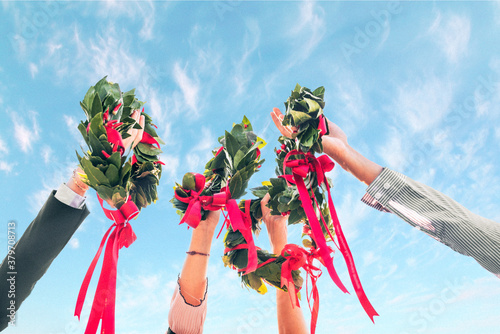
top-left (1, 1), bottom-right (500, 333)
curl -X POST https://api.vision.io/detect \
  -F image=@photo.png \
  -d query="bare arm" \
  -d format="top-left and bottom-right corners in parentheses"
top-left (178, 210), bottom-right (220, 305)
top-left (271, 108), bottom-right (500, 277)
top-left (261, 194), bottom-right (308, 334)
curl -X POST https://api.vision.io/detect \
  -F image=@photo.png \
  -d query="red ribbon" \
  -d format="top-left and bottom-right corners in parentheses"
top-left (281, 244), bottom-right (324, 334)
top-left (174, 173), bottom-right (227, 228)
top-left (75, 195), bottom-right (139, 334)
top-left (103, 108), bottom-right (125, 156)
top-left (281, 150), bottom-right (379, 322)
top-left (176, 176), bottom-right (258, 273)
top-left (318, 115), bottom-right (328, 136)
top-left (131, 113), bottom-right (165, 166)
top-left (86, 107), bottom-right (125, 156)
top-left (224, 199), bottom-right (258, 273)
top-left (280, 244), bottom-right (307, 307)
top-left (304, 247), bottom-right (324, 334)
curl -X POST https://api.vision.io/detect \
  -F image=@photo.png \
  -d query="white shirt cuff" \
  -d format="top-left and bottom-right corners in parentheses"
top-left (54, 183), bottom-right (86, 209)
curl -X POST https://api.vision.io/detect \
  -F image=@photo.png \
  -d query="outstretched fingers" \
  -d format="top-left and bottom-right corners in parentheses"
top-left (271, 108), bottom-right (294, 138)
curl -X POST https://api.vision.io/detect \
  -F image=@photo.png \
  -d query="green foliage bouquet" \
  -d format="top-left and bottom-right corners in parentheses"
top-left (77, 77), bottom-right (163, 210)
top-left (171, 116), bottom-right (265, 228)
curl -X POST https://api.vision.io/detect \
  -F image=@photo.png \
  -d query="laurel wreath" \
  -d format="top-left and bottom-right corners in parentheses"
top-left (77, 77), bottom-right (163, 210)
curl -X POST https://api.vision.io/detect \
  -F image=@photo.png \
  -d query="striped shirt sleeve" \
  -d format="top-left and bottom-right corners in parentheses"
top-left (361, 168), bottom-right (500, 276)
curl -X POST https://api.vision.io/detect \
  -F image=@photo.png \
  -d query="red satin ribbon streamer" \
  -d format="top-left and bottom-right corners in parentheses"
top-left (280, 244), bottom-right (307, 307)
top-left (304, 247), bottom-right (323, 334)
top-left (75, 195), bottom-right (139, 334)
top-left (281, 150), bottom-right (379, 322)
top-left (176, 178), bottom-right (258, 273)
top-left (224, 199), bottom-right (258, 273)
top-left (281, 244), bottom-right (324, 334)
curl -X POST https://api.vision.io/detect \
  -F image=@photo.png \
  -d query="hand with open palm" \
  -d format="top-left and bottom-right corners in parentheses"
top-left (270, 107), bottom-right (382, 186)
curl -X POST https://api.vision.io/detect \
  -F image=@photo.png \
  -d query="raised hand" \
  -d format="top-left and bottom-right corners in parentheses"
top-left (271, 107), bottom-right (297, 139)
top-left (271, 107), bottom-right (348, 161)
top-left (260, 193), bottom-right (288, 254)
top-left (270, 107), bottom-right (381, 185)
top-left (122, 110), bottom-right (145, 151)
top-left (67, 166), bottom-right (89, 197)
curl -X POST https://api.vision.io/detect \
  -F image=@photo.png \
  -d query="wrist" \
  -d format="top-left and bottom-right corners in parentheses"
top-left (322, 138), bottom-right (349, 164)
top-left (190, 228), bottom-right (215, 253)
top-left (67, 170), bottom-right (89, 196)
top-left (271, 238), bottom-right (287, 254)
top-left (272, 244), bottom-right (287, 254)
top-left (323, 140), bottom-right (352, 171)
top-left (339, 145), bottom-right (383, 186)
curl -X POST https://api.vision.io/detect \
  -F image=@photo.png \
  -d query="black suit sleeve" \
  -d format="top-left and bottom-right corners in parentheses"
top-left (0, 190), bottom-right (90, 331)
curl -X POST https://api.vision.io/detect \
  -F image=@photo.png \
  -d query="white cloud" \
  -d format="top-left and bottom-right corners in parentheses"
top-left (31, 187), bottom-right (54, 214)
top-left (265, 0), bottom-right (326, 93)
top-left (192, 127), bottom-right (215, 153)
top-left (12, 111), bottom-right (41, 152)
top-left (41, 145), bottom-right (53, 164)
top-left (8, 17), bottom-right (27, 59)
top-left (232, 19), bottom-right (261, 96)
top-left (429, 13), bottom-right (470, 63)
top-left (290, 0), bottom-right (326, 44)
top-left (69, 237), bottom-right (80, 249)
top-left (30, 161), bottom-right (75, 214)
top-left (458, 128), bottom-right (488, 161)
top-left (63, 114), bottom-right (84, 144)
top-left (336, 191), bottom-right (370, 241)
top-left (363, 251), bottom-right (379, 267)
top-left (373, 264), bottom-right (398, 280)
top-left (29, 62), bottom-right (38, 78)
top-left (0, 136), bottom-right (8, 154)
top-left (137, 1), bottom-right (156, 41)
top-left (392, 75), bottom-right (453, 133)
top-left (43, 25), bottom-right (151, 91)
top-left (166, 25), bottom-right (222, 120)
top-left (47, 41), bottom-right (62, 56)
top-left (185, 153), bottom-right (201, 173)
top-left (183, 127), bottom-right (217, 172)
top-left (0, 161), bottom-right (14, 173)
top-left (173, 62), bottom-right (200, 116)
top-left (96, 0), bottom-right (156, 41)
top-left (159, 154), bottom-right (180, 181)
top-left (333, 73), bottom-right (367, 134)
top-left (474, 84), bottom-right (495, 117)
top-left (377, 127), bottom-right (407, 171)
top-left (113, 273), bottom-right (172, 331)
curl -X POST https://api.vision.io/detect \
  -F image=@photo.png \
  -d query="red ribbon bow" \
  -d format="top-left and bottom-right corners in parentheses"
top-left (280, 244), bottom-right (307, 307)
top-left (223, 199), bottom-right (258, 273)
top-left (75, 195), bottom-right (139, 334)
top-left (174, 173), bottom-right (228, 229)
top-left (281, 244), bottom-right (325, 334)
top-left (281, 150), bottom-right (379, 322)
top-left (176, 175), bottom-right (258, 273)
